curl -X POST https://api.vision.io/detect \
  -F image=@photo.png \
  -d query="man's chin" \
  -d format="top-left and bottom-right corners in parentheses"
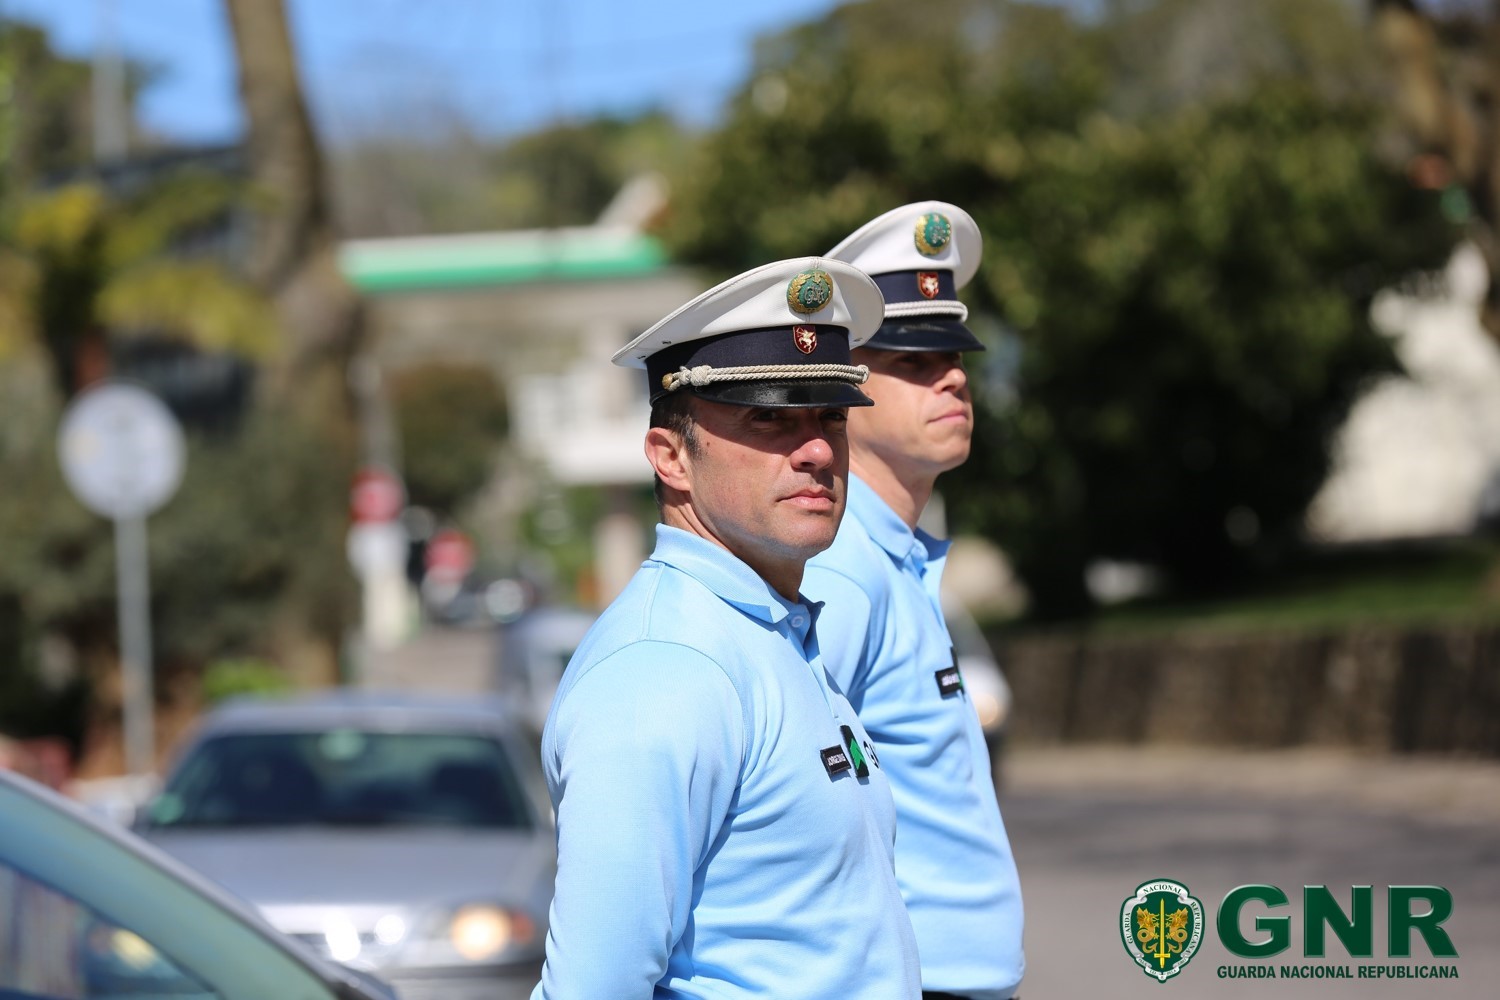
top-left (926, 438), bottom-right (971, 473)
top-left (779, 519), bottom-right (841, 559)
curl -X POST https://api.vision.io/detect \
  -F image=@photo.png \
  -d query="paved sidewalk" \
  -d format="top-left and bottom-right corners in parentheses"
top-left (1004, 744), bottom-right (1500, 827)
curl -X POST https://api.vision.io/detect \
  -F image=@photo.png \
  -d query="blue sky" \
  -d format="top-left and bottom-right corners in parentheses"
top-left (1, 0), bottom-right (844, 143)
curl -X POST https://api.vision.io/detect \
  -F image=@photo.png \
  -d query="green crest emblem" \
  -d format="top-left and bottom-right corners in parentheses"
top-left (787, 269), bottom-right (835, 315)
top-left (845, 735), bottom-right (866, 771)
top-left (1121, 879), bottom-right (1204, 983)
top-left (913, 212), bottom-right (952, 256)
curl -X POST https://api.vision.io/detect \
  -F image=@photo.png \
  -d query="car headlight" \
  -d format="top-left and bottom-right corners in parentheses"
top-left (450, 904), bottom-right (531, 961)
top-left (374, 913), bottom-right (407, 946)
top-left (390, 903), bottom-right (539, 967)
top-left (972, 690), bottom-right (1003, 730)
top-left (325, 916), bottom-right (363, 962)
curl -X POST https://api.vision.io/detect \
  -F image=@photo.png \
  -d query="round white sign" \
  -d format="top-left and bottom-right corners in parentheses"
top-left (58, 381), bottom-right (185, 520)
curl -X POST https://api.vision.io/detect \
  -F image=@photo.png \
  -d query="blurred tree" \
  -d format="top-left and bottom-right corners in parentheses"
top-left (0, 177), bottom-right (277, 395)
top-left (223, 0), bottom-right (365, 692)
top-left (225, 0), bottom-right (362, 422)
top-left (0, 21), bottom-right (93, 184)
top-left (666, 0), bottom-right (1458, 616)
top-left (0, 12), bottom-right (358, 768)
top-left (390, 364), bottom-right (508, 515)
top-left (1103, 0), bottom-right (1390, 117)
top-left (0, 19), bottom-right (166, 187)
top-left (200, 657), bottom-right (293, 706)
top-left (0, 19), bottom-right (272, 394)
top-left (493, 112), bottom-right (686, 229)
top-left (0, 383), bottom-right (355, 760)
top-left (957, 88), bottom-right (1455, 614)
top-left (329, 125), bottom-right (496, 238)
top-left (329, 111), bottom-right (688, 238)
top-left (1368, 0), bottom-right (1500, 340)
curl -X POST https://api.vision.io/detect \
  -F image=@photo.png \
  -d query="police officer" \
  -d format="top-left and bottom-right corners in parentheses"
top-left (531, 258), bottom-right (921, 1000)
top-left (804, 203), bottom-right (1025, 1000)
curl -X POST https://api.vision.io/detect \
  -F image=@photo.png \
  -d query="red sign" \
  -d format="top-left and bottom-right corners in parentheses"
top-left (425, 529), bottom-right (475, 582)
top-left (350, 466), bottom-right (405, 523)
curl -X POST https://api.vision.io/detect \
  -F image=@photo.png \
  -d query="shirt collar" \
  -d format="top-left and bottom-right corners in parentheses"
top-left (846, 474), bottom-right (951, 567)
top-left (649, 524), bottom-right (810, 625)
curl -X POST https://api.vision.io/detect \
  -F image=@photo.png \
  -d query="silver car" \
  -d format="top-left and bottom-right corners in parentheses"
top-left (496, 606), bottom-right (597, 735)
top-left (138, 692), bottom-right (554, 1000)
top-left (0, 768), bottom-right (395, 1000)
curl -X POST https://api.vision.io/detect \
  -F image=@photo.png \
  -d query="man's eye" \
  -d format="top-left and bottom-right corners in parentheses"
top-left (750, 409), bottom-right (781, 423)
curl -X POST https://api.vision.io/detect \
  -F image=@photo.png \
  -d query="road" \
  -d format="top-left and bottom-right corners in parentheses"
top-left (999, 747), bottom-right (1500, 998)
top-left (355, 622), bottom-right (495, 693)
top-left (357, 625), bottom-right (1500, 998)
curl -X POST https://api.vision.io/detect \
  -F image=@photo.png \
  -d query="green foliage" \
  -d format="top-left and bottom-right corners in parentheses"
top-left (954, 86), bottom-right (1456, 614)
top-left (200, 658), bottom-right (293, 706)
top-left (0, 15), bottom-right (353, 753)
top-left (332, 111), bottom-right (690, 237)
top-left (0, 379), bottom-right (356, 678)
top-left (3, 178), bottom-right (277, 390)
top-left (518, 484), bottom-right (656, 606)
top-left (390, 364), bottom-right (508, 514)
top-left (492, 113), bottom-right (683, 228)
top-left (665, 0), bottom-right (1462, 616)
top-left (0, 21), bottom-right (96, 187)
top-left (0, 590), bottom-right (88, 751)
top-left (150, 411), bottom-right (358, 663)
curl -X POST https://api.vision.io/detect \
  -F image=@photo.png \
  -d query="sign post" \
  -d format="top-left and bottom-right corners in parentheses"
top-left (57, 382), bottom-right (184, 777)
top-left (346, 465), bottom-right (409, 655)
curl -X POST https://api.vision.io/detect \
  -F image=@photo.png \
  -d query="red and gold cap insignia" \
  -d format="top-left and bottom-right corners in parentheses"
top-left (917, 272), bottom-right (941, 299)
top-left (793, 325), bottom-right (818, 354)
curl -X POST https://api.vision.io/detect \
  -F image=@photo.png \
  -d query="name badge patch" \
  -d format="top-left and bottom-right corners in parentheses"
top-left (821, 744), bottom-right (851, 776)
top-left (935, 648), bottom-right (964, 697)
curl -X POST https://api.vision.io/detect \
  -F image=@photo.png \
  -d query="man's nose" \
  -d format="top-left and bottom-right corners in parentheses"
top-left (791, 427), bottom-right (835, 471)
top-left (939, 358), bottom-right (969, 394)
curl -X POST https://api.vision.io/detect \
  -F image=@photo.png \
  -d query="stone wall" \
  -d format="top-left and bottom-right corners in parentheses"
top-left (990, 624), bottom-right (1500, 756)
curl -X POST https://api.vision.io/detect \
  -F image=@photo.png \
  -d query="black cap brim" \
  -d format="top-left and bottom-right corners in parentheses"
top-left (686, 379), bottom-right (874, 408)
top-left (862, 317), bottom-right (986, 352)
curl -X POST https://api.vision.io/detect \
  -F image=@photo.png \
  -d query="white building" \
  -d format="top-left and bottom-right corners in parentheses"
top-left (340, 187), bottom-right (705, 607)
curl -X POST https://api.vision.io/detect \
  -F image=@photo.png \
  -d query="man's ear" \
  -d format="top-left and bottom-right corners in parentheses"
top-left (645, 426), bottom-right (692, 493)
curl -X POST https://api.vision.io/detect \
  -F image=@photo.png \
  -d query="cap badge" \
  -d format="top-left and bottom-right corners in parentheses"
top-left (914, 213), bottom-right (952, 257)
top-left (917, 272), bottom-right (941, 299)
top-left (793, 325), bottom-right (818, 354)
top-left (787, 268), bottom-right (835, 315)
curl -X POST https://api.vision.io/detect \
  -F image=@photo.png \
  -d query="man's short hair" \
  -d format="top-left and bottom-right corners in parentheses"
top-left (649, 393), bottom-right (700, 508)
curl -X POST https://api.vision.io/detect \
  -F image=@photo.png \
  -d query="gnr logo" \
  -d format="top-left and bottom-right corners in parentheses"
top-left (1218, 885), bottom-right (1457, 959)
top-left (1123, 879), bottom-right (1461, 984)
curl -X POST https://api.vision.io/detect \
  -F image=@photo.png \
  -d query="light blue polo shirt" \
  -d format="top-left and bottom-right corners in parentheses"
top-left (804, 475), bottom-right (1024, 1000)
top-left (532, 524), bottom-right (920, 1000)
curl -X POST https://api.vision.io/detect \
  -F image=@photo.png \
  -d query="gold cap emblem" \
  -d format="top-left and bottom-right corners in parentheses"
top-left (787, 269), bottom-right (835, 315)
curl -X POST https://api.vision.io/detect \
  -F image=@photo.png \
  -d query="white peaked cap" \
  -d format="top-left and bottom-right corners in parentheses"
top-left (828, 201), bottom-right (982, 288)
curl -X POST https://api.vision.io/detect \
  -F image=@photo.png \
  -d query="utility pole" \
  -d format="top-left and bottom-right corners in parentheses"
top-left (92, 0), bottom-right (129, 163)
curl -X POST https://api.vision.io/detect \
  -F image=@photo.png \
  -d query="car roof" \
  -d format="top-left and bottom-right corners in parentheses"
top-left (196, 689), bottom-right (526, 736)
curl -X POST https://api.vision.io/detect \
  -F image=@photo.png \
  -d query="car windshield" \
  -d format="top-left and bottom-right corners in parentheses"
top-left (148, 730), bottom-right (530, 831)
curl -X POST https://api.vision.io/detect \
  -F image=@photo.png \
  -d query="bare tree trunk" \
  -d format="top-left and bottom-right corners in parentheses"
top-left (1370, 0), bottom-right (1500, 339)
top-left (224, 0), bottom-right (362, 413)
top-left (225, 0), bottom-right (359, 686)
